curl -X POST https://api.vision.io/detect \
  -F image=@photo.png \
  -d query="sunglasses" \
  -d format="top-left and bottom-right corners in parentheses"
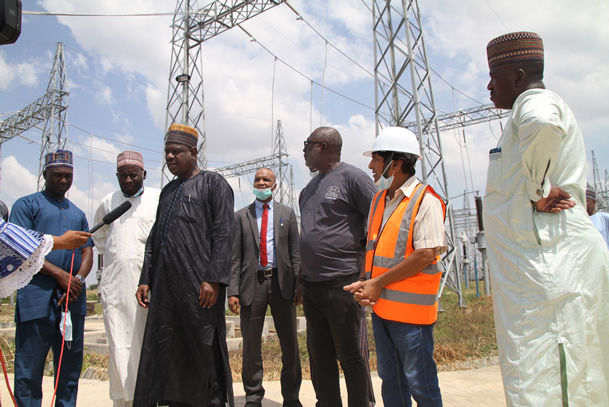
top-left (304, 141), bottom-right (324, 148)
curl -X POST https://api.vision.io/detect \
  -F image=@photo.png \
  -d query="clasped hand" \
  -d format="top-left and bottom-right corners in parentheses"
top-left (57, 272), bottom-right (83, 306)
top-left (343, 279), bottom-right (382, 307)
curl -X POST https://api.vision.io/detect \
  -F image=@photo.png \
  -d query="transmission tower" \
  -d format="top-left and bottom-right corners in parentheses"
top-left (214, 120), bottom-right (292, 206)
top-left (272, 120), bottom-right (290, 203)
top-left (0, 42), bottom-right (68, 191)
top-left (592, 150), bottom-right (607, 211)
top-left (372, 0), bottom-right (464, 306)
top-left (163, 0), bottom-right (285, 183)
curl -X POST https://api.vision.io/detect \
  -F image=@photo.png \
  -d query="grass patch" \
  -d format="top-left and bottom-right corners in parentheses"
top-left (0, 287), bottom-right (496, 380)
top-left (229, 288), bottom-right (497, 381)
top-left (434, 289), bottom-right (497, 369)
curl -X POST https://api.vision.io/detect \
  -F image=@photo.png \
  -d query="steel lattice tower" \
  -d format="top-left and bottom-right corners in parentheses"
top-left (38, 43), bottom-right (69, 190)
top-left (164, 0), bottom-right (285, 183)
top-left (0, 43), bottom-right (69, 191)
top-left (214, 120), bottom-right (292, 206)
top-left (592, 150), bottom-right (607, 211)
top-left (272, 120), bottom-right (290, 204)
top-left (372, 0), bottom-right (464, 305)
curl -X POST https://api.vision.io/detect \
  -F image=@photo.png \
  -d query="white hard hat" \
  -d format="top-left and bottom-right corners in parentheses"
top-left (363, 127), bottom-right (421, 158)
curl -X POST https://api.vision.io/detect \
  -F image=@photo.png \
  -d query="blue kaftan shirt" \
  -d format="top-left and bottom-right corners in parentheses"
top-left (9, 190), bottom-right (93, 322)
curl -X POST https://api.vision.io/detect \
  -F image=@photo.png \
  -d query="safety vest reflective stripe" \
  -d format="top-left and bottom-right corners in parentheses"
top-left (365, 182), bottom-right (446, 325)
top-left (366, 240), bottom-right (375, 251)
top-left (380, 288), bottom-right (438, 306)
top-left (372, 256), bottom-right (440, 274)
top-left (365, 268), bottom-right (438, 279)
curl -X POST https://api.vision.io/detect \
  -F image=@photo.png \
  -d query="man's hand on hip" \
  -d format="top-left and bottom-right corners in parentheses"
top-left (534, 185), bottom-right (575, 213)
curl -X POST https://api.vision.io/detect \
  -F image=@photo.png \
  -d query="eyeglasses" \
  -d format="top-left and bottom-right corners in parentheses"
top-left (304, 140), bottom-right (324, 149)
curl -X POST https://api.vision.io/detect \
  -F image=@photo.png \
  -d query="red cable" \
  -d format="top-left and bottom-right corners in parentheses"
top-left (0, 251), bottom-right (74, 407)
top-left (50, 249), bottom-right (75, 407)
top-left (0, 343), bottom-right (17, 406)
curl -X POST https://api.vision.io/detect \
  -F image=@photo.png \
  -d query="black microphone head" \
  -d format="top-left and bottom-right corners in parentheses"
top-left (102, 201), bottom-right (132, 224)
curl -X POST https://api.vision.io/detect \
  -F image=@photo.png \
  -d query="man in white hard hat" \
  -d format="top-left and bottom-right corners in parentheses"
top-left (345, 126), bottom-right (447, 406)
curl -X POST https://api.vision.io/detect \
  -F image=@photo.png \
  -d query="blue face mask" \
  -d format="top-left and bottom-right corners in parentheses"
top-left (376, 160), bottom-right (394, 191)
top-left (124, 186), bottom-right (144, 198)
top-left (253, 184), bottom-right (275, 201)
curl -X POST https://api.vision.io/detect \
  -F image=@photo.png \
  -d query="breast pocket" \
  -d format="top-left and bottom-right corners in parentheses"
top-left (177, 196), bottom-right (203, 223)
top-left (486, 148), bottom-right (503, 194)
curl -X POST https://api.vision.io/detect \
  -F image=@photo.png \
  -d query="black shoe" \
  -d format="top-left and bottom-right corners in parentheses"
top-left (283, 401), bottom-right (303, 407)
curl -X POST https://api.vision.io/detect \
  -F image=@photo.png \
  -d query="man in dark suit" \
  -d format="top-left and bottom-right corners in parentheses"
top-left (228, 168), bottom-right (302, 407)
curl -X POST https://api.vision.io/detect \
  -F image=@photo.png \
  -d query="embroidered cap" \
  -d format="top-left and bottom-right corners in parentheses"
top-left (117, 151), bottom-right (144, 170)
top-left (487, 31), bottom-right (544, 69)
top-left (44, 150), bottom-right (73, 170)
top-left (586, 188), bottom-right (597, 201)
top-left (165, 124), bottom-right (198, 148)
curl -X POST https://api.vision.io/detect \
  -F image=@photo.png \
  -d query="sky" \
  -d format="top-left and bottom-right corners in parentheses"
top-left (1, 0), bottom-right (608, 270)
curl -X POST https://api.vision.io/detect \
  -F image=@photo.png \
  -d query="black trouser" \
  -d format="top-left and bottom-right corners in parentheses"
top-left (240, 272), bottom-right (302, 405)
top-left (303, 274), bottom-right (370, 407)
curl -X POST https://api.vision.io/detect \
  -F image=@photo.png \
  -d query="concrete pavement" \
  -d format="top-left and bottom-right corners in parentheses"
top-left (0, 316), bottom-right (506, 405)
top-left (0, 366), bottom-right (506, 406)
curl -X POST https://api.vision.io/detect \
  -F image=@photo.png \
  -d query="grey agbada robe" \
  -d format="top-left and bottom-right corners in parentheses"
top-left (133, 171), bottom-right (235, 407)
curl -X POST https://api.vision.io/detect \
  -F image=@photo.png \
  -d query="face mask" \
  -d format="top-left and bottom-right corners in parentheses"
top-left (60, 310), bottom-right (73, 346)
top-left (376, 160), bottom-right (394, 191)
top-left (253, 184), bottom-right (275, 200)
top-left (124, 186), bottom-right (144, 198)
top-left (309, 170), bottom-right (319, 179)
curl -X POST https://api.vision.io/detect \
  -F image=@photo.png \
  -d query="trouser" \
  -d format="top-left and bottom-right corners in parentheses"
top-left (240, 272), bottom-right (302, 405)
top-left (303, 274), bottom-right (369, 407)
top-left (14, 308), bottom-right (85, 407)
top-left (372, 313), bottom-right (442, 407)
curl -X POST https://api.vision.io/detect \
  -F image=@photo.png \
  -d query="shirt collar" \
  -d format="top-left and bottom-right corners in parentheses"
top-left (255, 199), bottom-right (274, 210)
top-left (389, 176), bottom-right (421, 202)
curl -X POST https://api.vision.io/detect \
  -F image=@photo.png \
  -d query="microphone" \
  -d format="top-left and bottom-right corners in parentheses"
top-left (89, 201), bottom-right (133, 234)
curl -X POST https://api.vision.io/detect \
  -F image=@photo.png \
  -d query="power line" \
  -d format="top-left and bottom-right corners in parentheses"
top-left (255, 17), bottom-right (370, 82)
top-left (429, 67), bottom-right (486, 105)
top-left (483, 0), bottom-right (510, 32)
top-left (237, 25), bottom-right (374, 111)
top-left (24, 10), bottom-right (177, 17)
top-left (69, 124), bottom-right (162, 155)
top-left (283, 1), bottom-right (483, 110)
top-left (283, 1), bottom-right (375, 78)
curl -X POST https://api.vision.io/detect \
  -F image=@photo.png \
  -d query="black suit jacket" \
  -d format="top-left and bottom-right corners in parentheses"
top-left (228, 200), bottom-right (300, 307)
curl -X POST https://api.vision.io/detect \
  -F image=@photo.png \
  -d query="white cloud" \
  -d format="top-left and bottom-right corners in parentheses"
top-left (0, 156), bottom-right (39, 208)
top-left (0, 51), bottom-right (42, 91)
top-left (2, 0), bottom-right (606, 217)
top-left (97, 85), bottom-right (114, 104)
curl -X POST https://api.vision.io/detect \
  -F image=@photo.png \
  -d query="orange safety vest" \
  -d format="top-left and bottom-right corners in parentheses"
top-left (364, 183), bottom-right (446, 325)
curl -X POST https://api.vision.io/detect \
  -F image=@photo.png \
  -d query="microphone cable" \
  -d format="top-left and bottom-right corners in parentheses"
top-left (50, 249), bottom-right (75, 407)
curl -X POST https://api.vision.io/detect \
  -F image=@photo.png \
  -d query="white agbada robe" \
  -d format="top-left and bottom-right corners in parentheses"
top-left (93, 188), bottom-right (160, 405)
top-left (483, 89), bottom-right (609, 406)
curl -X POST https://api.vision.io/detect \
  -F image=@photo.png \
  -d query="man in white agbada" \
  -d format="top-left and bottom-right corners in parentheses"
top-left (483, 32), bottom-right (609, 406)
top-left (93, 151), bottom-right (161, 407)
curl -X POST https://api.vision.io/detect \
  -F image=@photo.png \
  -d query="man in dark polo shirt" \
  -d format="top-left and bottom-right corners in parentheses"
top-left (297, 126), bottom-right (376, 407)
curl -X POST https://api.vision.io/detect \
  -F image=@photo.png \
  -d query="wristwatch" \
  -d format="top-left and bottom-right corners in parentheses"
top-left (75, 275), bottom-right (85, 284)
